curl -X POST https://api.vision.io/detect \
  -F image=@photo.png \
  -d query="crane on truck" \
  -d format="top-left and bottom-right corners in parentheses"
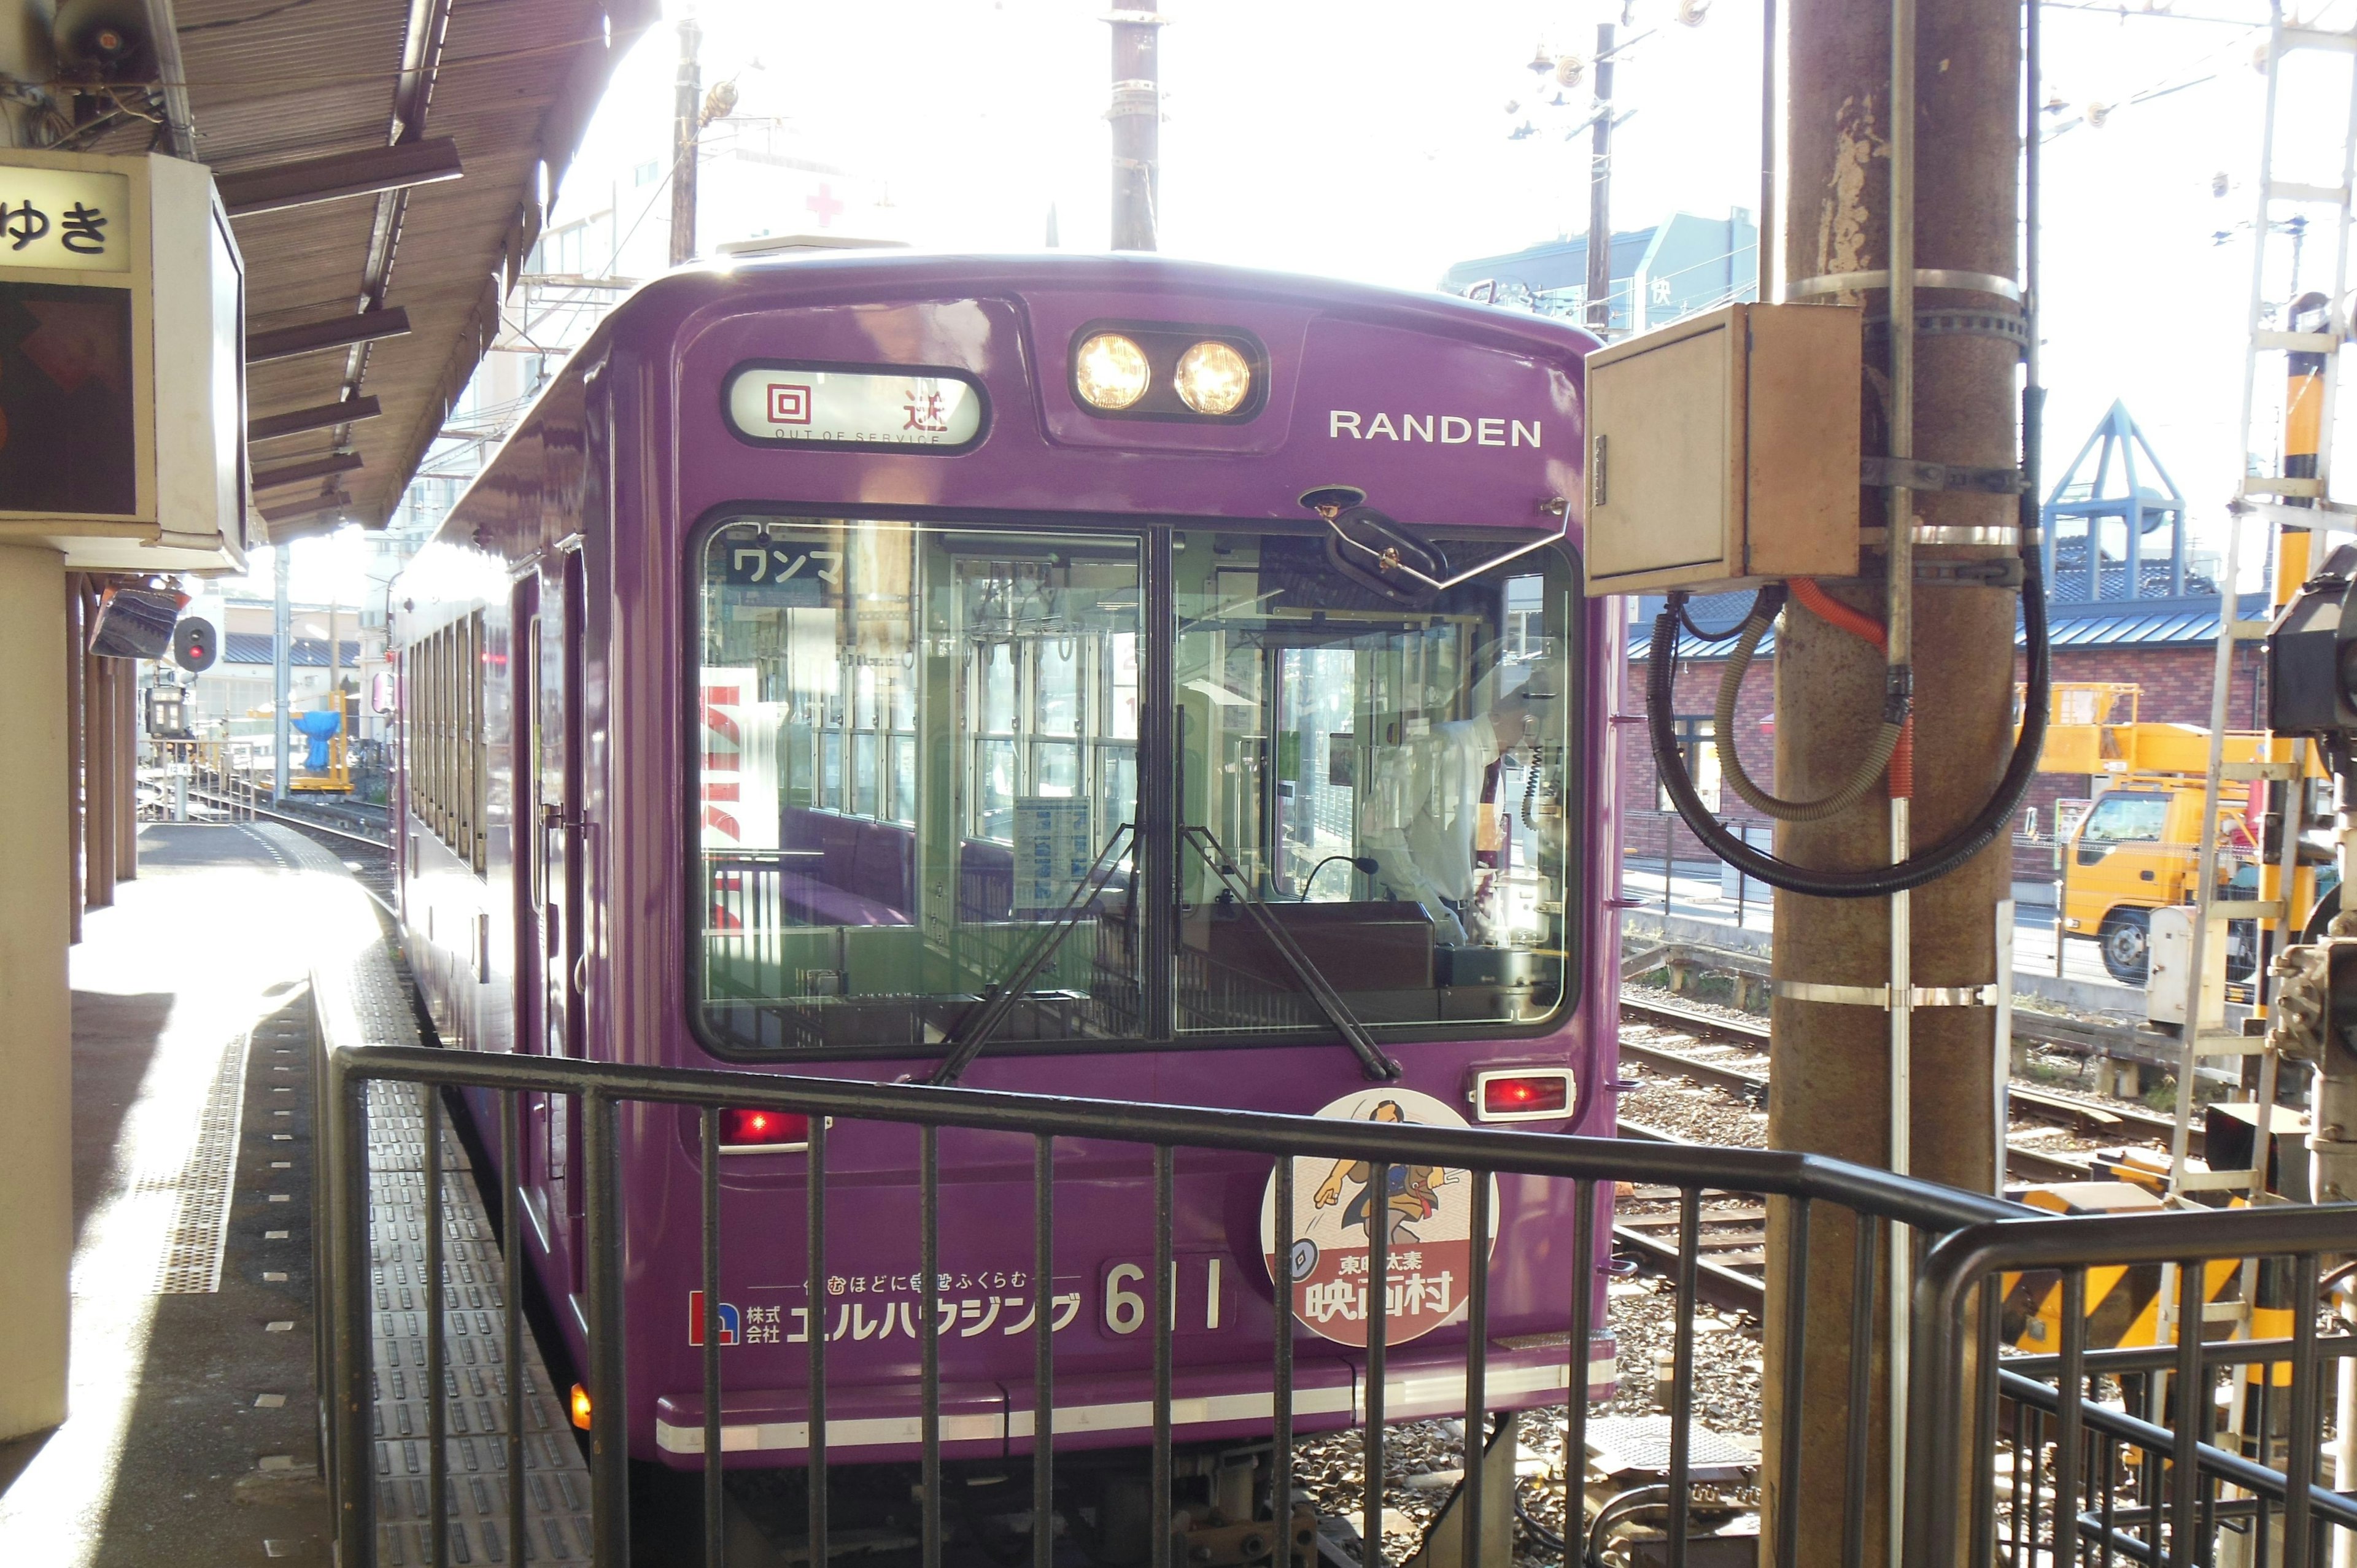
top-left (2032, 683), bottom-right (2331, 983)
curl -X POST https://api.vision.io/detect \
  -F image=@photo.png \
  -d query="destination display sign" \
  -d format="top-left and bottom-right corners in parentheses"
top-left (724, 363), bottom-right (983, 451)
top-left (0, 165), bottom-right (130, 274)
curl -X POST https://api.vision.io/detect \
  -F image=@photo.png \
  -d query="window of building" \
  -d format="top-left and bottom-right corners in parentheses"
top-left (1658, 716), bottom-right (1722, 813)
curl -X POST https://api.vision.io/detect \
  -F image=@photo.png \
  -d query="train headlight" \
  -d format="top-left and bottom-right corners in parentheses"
top-left (1074, 332), bottom-right (1150, 410)
top-left (1174, 340), bottom-right (1252, 415)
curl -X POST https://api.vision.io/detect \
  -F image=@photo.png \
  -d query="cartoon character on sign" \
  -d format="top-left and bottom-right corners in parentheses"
top-left (1310, 1099), bottom-right (1452, 1245)
top-left (1260, 1087), bottom-right (1498, 1350)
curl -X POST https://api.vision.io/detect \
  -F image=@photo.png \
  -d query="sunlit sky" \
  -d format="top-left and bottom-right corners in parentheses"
top-left (236, 0), bottom-right (2357, 603)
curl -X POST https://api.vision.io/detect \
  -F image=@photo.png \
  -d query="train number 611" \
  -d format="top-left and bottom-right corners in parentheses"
top-left (1101, 1254), bottom-right (1236, 1337)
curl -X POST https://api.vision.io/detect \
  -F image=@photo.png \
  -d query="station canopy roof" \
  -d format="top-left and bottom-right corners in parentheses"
top-left (87, 0), bottom-right (660, 541)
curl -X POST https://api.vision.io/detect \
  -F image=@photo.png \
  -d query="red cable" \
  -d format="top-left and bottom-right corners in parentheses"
top-left (1787, 578), bottom-right (1913, 800)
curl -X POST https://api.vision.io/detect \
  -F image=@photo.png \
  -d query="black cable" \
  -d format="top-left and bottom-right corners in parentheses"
top-left (1675, 597), bottom-right (1751, 642)
top-left (1643, 384), bottom-right (2051, 898)
top-left (1513, 1476), bottom-right (1568, 1554)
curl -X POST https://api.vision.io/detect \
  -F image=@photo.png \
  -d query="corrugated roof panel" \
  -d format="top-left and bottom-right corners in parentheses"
top-left (81, 0), bottom-right (664, 530)
top-left (222, 633), bottom-right (362, 668)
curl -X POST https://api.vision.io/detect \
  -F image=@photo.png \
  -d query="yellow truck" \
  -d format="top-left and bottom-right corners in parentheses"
top-left (2035, 684), bottom-right (2321, 984)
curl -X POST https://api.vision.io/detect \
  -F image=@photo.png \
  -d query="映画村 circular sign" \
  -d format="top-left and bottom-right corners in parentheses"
top-left (1258, 1087), bottom-right (1500, 1348)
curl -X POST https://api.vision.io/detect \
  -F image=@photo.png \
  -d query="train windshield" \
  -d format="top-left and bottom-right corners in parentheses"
top-left (692, 518), bottom-right (1573, 1056)
top-left (1170, 530), bottom-right (1571, 1037)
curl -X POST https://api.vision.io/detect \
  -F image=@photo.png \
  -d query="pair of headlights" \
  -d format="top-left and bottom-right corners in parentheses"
top-left (1073, 331), bottom-right (1252, 415)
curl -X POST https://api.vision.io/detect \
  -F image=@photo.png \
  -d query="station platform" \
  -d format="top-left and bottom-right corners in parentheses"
top-left (0, 824), bottom-right (589, 1567)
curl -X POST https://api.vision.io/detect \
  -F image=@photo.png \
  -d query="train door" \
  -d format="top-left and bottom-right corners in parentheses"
top-left (512, 574), bottom-right (557, 1247)
top-left (539, 549), bottom-right (589, 1284)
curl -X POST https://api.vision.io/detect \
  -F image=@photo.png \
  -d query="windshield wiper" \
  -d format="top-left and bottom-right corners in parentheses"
top-left (931, 824), bottom-right (1136, 1085)
top-left (1180, 825), bottom-right (1402, 1081)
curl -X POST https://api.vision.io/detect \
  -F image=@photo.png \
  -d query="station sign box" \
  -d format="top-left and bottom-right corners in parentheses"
top-left (0, 149), bottom-right (247, 573)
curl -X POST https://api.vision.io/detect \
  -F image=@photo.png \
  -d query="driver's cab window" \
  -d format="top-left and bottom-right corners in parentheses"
top-left (1171, 529), bottom-right (1574, 1035)
top-left (2081, 793), bottom-right (2167, 843)
top-left (694, 517), bottom-right (1144, 1054)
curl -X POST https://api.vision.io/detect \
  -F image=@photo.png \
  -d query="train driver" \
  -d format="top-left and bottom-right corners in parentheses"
top-left (1357, 679), bottom-right (1552, 946)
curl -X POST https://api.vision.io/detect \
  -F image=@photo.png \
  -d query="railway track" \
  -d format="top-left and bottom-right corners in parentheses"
top-left (184, 787), bottom-right (392, 852)
top-left (1609, 995), bottom-right (2213, 1310)
top-left (1622, 993), bottom-right (2194, 1156)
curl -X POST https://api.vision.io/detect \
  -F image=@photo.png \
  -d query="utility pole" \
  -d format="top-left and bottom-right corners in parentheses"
top-left (1758, 1), bottom-right (2023, 1562)
top-left (1108, 2), bottom-right (1161, 251)
top-left (273, 544), bottom-right (292, 803)
top-left (668, 11), bottom-right (701, 268)
top-left (1585, 21), bottom-right (1614, 335)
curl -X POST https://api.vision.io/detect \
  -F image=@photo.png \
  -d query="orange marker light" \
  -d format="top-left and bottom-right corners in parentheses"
top-left (570, 1383), bottom-right (592, 1430)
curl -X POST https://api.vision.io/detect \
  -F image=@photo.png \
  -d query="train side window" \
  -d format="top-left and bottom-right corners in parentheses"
top-left (1172, 532), bottom-right (1574, 1038)
top-left (694, 517), bottom-right (1145, 1056)
top-left (468, 610), bottom-right (487, 874)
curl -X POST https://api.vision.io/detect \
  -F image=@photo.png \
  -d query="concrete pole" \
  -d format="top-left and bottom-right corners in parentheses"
top-left (1108, 1), bottom-right (1160, 252)
top-left (273, 545), bottom-right (292, 802)
top-left (0, 544), bottom-right (73, 1440)
top-left (668, 12), bottom-right (700, 268)
top-left (85, 625), bottom-right (115, 913)
top-left (114, 658), bottom-right (135, 883)
top-left (1585, 22), bottom-right (1614, 335)
top-left (64, 576), bottom-right (82, 944)
top-left (1757, 1), bottom-right (2021, 1561)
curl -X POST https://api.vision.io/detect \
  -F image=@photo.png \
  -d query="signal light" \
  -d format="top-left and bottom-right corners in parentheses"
top-left (171, 616), bottom-right (217, 673)
top-left (1474, 1068), bottom-right (1573, 1122)
top-left (570, 1383), bottom-right (592, 1430)
top-left (718, 1107), bottom-right (811, 1150)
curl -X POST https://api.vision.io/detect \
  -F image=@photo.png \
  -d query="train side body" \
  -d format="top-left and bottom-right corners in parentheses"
top-left (392, 253), bottom-right (1621, 1466)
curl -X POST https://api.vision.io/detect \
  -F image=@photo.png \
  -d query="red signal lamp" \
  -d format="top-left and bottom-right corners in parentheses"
top-left (717, 1106), bottom-right (812, 1150)
top-left (1473, 1068), bottom-right (1574, 1122)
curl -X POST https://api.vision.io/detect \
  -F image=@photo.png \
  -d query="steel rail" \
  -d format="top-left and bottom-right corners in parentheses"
top-left (1622, 1000), bottom-right (2193, 1153)
top-left (1619, 1041), bottom-right (2102, 1185)
top-left (185, 786), bottom-right (393, 851)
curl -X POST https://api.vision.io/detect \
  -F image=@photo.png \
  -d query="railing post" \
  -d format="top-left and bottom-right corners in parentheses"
top-left (582, 1089), bottom-right (630, 1563)
top-left (322, 1047), bottom-right (376, 1567)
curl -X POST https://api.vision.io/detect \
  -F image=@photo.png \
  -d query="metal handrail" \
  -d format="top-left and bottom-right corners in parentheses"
top-left (322, 1041), bottom-right (2021, 1229)
top-left (315, 1021), bottom-right (2032, 1568)
top-left (1908, 1204), bottom-right (2357, 1566)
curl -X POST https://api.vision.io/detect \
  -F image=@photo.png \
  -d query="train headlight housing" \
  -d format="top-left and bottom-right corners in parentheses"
top-left (1473, 1067), bottom-right (1574, 1122)
top-left (718, 1106), bottom-right (813, 1150)
top-left (1174, 339), bottom-right (1252, 415)
top-left (1074, 332), bottom-right (1151, 410)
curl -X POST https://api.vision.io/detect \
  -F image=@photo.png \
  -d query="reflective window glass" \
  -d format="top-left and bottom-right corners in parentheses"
top-left (696, 518), bottom-right (1143, 1053)
top-left (1173, 530), bottom-right (1573, 1035)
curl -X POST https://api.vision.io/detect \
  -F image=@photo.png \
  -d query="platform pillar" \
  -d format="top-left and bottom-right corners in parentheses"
top-left (1759, 0), bottom-right (2022, 1562)
top-left (0, 542), bottom-right (74, 1440)
top-left (83, 601), bottom-right (114, 912)
top-left (113, 657), bottom-right (135, 883)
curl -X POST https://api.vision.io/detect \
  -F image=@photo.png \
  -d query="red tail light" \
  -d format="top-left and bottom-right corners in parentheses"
top-left (1475, 1069), bottom-right (1573, 1122)
top-left (718, 1107), bottom-right (811, 1149)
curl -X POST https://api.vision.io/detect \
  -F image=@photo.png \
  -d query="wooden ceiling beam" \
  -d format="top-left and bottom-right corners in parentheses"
top-left (218, 138), bottom-right (464, 218)
top-left (248, 396), bottom-right (383, 444)
top-left (246, 307), bottom-right (412, 365)
top-left (253, 452), bottom-right (365, 490)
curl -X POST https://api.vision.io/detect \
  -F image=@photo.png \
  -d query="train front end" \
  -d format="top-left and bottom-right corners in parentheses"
top-left (594, 254), bottom-right (1619, 1477)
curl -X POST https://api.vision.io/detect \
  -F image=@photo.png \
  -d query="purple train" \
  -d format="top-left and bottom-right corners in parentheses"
top-left (391, 250), bottom-right (1621, 1499)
